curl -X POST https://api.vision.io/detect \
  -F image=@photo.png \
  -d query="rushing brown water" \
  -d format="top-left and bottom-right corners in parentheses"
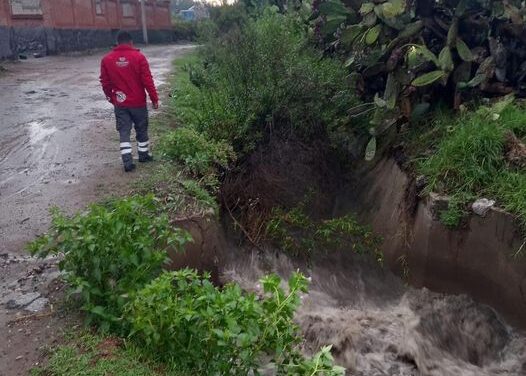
top-left (221, 248), bottom-right (526, 375)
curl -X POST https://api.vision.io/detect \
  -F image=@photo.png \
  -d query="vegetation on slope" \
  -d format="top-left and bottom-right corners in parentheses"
top-left (409, 99), bottom-right (526, 228)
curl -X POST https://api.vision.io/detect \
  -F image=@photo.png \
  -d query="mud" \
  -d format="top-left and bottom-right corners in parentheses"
top-left (0, 44), bottom-right (195, 376)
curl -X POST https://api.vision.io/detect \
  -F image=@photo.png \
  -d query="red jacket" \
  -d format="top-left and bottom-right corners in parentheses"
top-left (100, 44), bottom-right (159, 108)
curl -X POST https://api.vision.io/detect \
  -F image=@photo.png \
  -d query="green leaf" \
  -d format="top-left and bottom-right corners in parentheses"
top-left (446, 18), bottom-right (458, 47)
top-left (344, 55), bottom-right (355, 68)
top-left (491, 94), bottom-right (515, 115)
top-left (412, 70), bottom-right (446, 86)
top-left (318, 0), bottom-right (351, 17)
top-left (459, 73), bottom-right (486, 89)
top-left (90, 306), bottom-right (106, 317)
top-left (413, 45), bottom-right (439, 66)
top-left (321, 15), bottom-right (347, 36)
top-left (456, 38), bottom-right (473, 62)
top-left (340, 25), bottom-right (365, 47)
top-left (384, 73), bottom-right (399, 110)
top-left (365, 137), bottom-right (377, 161)
top-left (362, 11), bottom-right (378, 26)
top-left (374, 93), bottom-right (387, 108)
top-left (438, 47), bottom-right (454, 72)
top-left (365, 24), bottom-right (382, 45)
top-left (381, 0), bottom-right (405, 18)
top-left (348, 102), bottom-right (375, 117)
top-left (359, 2), bottom-right (374, 15)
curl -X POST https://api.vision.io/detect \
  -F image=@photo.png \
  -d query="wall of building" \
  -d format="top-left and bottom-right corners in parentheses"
top-left (0, 0), bottom-right (173, 59)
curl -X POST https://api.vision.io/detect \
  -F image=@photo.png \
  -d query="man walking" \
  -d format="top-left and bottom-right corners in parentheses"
top-left (100, 31), bottom-right (158, 172)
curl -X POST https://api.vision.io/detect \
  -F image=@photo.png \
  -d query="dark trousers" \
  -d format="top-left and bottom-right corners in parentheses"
top-left (114, 106), bottom-right (150, 165)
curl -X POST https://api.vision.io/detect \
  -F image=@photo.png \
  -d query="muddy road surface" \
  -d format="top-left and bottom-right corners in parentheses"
top-left (0, 44), bottom-right (194, 375)
top-left (0, 44), bottom-right (194, 256)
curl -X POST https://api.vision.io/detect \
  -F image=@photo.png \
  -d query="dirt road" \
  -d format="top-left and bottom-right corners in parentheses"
top-left (0, 44), bottom-right (193, 256)
top-left (0, 44), bottom-right (194, 375)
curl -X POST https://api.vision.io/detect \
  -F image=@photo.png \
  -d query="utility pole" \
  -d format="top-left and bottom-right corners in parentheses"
top-left (140, 0), bottom-right (149, 44)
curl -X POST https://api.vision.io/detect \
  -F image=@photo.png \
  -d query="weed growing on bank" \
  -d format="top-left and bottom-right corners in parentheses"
top-left (28, 195), bottom-right (192, 332)
top-left (413, 100), bottom-right (526, 228)
top-left (159, 127), bottom-right (234, 176)
top-left (266, 206), bottom-right (383, 263)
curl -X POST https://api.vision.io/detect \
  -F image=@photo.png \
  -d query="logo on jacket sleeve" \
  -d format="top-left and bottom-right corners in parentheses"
top-left (116, 56), bottom-right (129, 67)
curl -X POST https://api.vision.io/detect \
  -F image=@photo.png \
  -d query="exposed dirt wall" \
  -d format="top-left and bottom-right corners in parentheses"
top-left (336, 158), bottom-right (526, 328)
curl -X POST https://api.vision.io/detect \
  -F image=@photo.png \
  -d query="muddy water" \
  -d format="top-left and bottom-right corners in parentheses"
top-left (0, 45), bottom-right (195, 255)
top-left (222, 248), bottom-right (526, 375)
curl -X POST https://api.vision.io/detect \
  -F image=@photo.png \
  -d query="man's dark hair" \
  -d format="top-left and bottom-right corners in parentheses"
top-left (116, 31), bottom-right (133, 45)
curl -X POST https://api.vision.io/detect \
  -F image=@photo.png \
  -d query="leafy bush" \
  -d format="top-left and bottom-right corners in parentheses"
top-left (28, 195), bottom-right (192, 332)
top-left (173, 18), bottom-right (198, 41)
top-left (160, 127), bottom-right (234, 176)
top-left (174, 9), bottom-right (353, 157)
top-left (126, 269), bottom-right (344, 375)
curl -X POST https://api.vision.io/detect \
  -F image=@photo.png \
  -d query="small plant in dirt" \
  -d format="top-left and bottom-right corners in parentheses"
top-left (126, 269), bottom-right (345, 375)
top-left (28, 195), bottom-right (192, 332)
top-left (266, 206), bottom-right (383, 263)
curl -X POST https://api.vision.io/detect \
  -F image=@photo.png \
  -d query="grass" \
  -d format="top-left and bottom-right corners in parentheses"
top-left (133, 49), bottom-right (219, 218)
top-left (31, 332), bottom-right (187, 376)
top-left (410, 102), bottom-right (526, 229)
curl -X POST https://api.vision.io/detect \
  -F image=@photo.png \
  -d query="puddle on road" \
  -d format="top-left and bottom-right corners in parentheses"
top-left (28, 120), bottom-right (57, 145)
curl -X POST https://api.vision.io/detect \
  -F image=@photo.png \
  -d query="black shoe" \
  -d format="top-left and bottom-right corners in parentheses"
top-left (124, 163), bottom-right (136, 172)
top-left (139, 154), bottom-right (154, 163)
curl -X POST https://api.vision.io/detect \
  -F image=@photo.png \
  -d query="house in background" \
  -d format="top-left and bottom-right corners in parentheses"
top-left (179, 3), bottom-right (208, 21)
top-left (0, 0), bottom-right (173, 59)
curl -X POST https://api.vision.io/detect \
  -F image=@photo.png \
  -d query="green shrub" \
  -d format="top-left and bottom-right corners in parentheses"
top-left (173, 18), bottom-right (198, 41)
top-left (28, 195), bottom-right (192, 332)
top-left (160, 127), bottom-right (234, 176)
top-left (126, 269), bottom-right (344, 375)
top-left (181, 179), bottom-right (218, 213)
top-left (173, 9), bottom-right (353, 157)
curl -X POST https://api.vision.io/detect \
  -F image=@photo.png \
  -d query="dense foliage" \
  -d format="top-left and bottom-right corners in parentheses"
top-left (29, 194), bottom-right (345, 373)
top-left (173, 8), bottom-right (353, 160)
top-left (28, 195), bottom-right (192, 331)
top-left (127, 269), bottom-right (344, 375)
top-left (267, 206), bottom-right (383, 262)
top-left (173, 18), bottom-right (199, 41)
top-left (312, 0), bottom-right (526, 158)
top-left (160, 127), bottom-right (234, 176)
